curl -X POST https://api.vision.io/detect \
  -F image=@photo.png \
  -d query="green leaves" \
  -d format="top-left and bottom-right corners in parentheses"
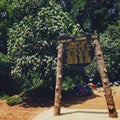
top-left (100, 21), bottom-right (120, 76)
top-left (62, 76), bottom-right (75, 91)
top-left (8, 0), bottom-right (80, 90)
top-left (85, 20), bottom-right (120, 80)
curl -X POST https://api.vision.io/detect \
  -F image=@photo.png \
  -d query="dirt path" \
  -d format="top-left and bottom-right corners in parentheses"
top-left (0, 100), bottom-right (48, 120)
top-left (62, 86), bottom-right (120, 109)
top-left (0, 86), bottom-right (119, 120)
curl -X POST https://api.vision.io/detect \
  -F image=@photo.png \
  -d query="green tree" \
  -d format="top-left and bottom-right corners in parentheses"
top-left (7, 0), bottom-right (81, 91)
top-left (85, 0), bottom-right (120, 32)
top-left (57, 0), bottom-right (120, 33)
top-left (11, 0), bottom-right (50, 22)
top-left (85, 20), bottom-right (120, 82)
top-left (100, 20), bottom-right (120, 81)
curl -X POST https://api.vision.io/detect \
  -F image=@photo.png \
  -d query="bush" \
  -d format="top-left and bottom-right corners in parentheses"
top-left (0, 92), bottom-right (9, 101)
top-left (62, 76), bottom-right (84, 91)
top-left (7, 95), bottom-right (23, 106)
top-left (62, 76), bottom-right (75, 91)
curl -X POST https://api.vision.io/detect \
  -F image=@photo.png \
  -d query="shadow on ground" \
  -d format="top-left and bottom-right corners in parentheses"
top-left (20, 88), bottom-right (54, 108)
top-left (62, 91), bottom-right (101, 107)
top-left (19, 88), bottom-right (101, 109)
top-left (61, 110), bottom-right (108, 116)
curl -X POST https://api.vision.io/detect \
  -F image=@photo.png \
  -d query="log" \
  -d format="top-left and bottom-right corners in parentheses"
top-left (94, 39), bottom-right (118, 118)
top-left (54, 43), bottom-right (63, 116)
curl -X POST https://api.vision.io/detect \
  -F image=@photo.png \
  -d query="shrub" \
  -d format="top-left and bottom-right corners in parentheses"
top-left (0, 92), bottom-right (9, 101)
top-left (7, 95), bottom-right (23, 106)
top-left (62, 76), bottom-right (75, 91)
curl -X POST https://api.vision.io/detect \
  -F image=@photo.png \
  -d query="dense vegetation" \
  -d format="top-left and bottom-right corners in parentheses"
top-left (0, 0), bottom-right (120, 97)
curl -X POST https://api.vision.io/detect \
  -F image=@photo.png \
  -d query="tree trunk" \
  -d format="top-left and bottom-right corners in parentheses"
top-left (94, 39), bottom-right (118, 118)
top-left (54, 43), bottom-right (63, 116)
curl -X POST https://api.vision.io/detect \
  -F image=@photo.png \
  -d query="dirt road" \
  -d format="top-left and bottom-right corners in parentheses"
top-left (0, 86), bottom-right (119, 120)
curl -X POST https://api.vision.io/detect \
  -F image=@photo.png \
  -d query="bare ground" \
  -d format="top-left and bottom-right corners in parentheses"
top-left (0, 86), bottom-right (120, 120)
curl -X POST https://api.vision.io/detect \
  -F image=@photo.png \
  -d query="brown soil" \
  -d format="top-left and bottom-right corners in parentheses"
top-left (0, 86), bottom-right (120, 120)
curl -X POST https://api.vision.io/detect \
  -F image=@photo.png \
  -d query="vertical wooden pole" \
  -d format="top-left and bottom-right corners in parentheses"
top-left (94, 39), bottom-right (118, 118)
top-left (54, 43), bottom-right (63, 116)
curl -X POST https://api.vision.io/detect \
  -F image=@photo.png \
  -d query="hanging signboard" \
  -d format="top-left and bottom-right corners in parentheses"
top-left (58, 34), bottom-right (98, 68)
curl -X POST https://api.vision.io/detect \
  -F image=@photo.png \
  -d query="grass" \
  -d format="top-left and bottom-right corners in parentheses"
top-left (0, 92), bottom-right (9, 101)
top-left (7, 95), bottom-right (23, 106)
top-left (0, 92), bottom-right (23, 106)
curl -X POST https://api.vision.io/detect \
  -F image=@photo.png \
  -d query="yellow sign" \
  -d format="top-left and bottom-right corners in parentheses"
top-left (57, 34), bottom-right (96, 68)
top-left (64, 41), bottom-right (93, 65)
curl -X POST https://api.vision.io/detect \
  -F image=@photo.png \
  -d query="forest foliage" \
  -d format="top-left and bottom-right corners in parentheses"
top-left (0, 0), bottom-right (120, 94)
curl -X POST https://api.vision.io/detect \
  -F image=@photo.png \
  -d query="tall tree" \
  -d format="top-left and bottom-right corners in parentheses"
top-left (57, 0), bottom-right (120, 33)
top-left (85, 20), bottom-right (120, 82)
top-left (7, 0), bottom-right (81, 90)
top-left (85, 0), bottom-right (120, 32)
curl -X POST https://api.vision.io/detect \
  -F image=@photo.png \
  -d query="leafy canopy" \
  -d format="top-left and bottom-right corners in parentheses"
top-left (7, 0), bottom-right (81, 90)
top-left (85, 20), bottom-right (120, 81)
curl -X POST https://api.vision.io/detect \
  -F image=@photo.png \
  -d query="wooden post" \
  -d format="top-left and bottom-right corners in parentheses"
top-left (54, 43), bottom-right (63, 116)
top-left (94, 39), bottom-right (118, 118)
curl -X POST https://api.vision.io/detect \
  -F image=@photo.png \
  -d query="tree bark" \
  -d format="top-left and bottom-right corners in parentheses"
top-left (94, 39), bottom-right (118, 118)
top-left (54, 43), bottom-right (63, 116)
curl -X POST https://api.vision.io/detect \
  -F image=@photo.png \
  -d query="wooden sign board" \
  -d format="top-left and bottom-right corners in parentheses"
top-left (54, 34), bottom-right (118, 118)
top-left (58, 35), bottom-right (97, 68)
